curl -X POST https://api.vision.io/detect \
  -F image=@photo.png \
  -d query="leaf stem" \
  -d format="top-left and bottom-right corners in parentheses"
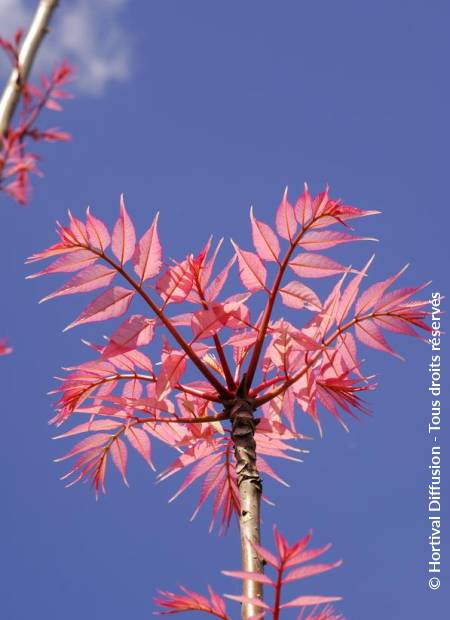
top-left (0, 0), bottom-right (59, 137)
top-left (244, 216), bottom-right (321, 390)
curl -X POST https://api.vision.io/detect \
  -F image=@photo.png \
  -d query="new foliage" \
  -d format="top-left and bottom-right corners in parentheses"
top-left (0, 29), bottom-right (72, 206)
top-left (29, 184), bottom-right (430, 617)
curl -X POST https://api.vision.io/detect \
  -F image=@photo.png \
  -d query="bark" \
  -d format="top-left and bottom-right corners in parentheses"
top-left (0, 0), bottom-right (59, 137)
top-left (227, 397), bottom-right (264, 620)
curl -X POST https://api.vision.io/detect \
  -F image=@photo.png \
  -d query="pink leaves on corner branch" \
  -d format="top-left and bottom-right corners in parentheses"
top-left (155, 526), bottom-right (345, 619)
top-left (0, 30), bottom-right (73, 206)
top-left (28, 185), bottom-right (430, 521)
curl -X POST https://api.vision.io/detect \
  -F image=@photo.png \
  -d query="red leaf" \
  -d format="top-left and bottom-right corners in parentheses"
top-left (111, 194), bottom-right (136, 265)
top-left (40, 264), bottom-right (116, 302)
top-left (231, 241), bottom-right (267, 292)
top-left (299, 230), bottom-right (377, 251)
top-left (275, 187), bottom-right (297, 241)
top-left (132, 213), bottom-right (162, 282)
top-left (63, 286), bottom-right (135, 331)
top-left (250, 207), bottom-right (280, 262)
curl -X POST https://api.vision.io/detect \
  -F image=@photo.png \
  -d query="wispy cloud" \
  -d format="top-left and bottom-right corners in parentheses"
top-left (0, 0), bottom-right (132, 96)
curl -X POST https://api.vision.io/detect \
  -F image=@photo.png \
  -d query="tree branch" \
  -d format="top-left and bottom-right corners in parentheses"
top-left (95, 249), bottom-right (230, 398)
top-left (0, 0), bottom-right (59, 137)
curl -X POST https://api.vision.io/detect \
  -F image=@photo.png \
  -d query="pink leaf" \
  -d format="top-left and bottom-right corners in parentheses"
top-left (125, 426), bottom-right (154, 470)
top-left (354, 264), bottom-right (409, 316)
top-left (275, 187), bottom-right (297, 241)
top-left (205, 256), bottom-right (236, 302)
top-left (250, 207), bottom-right (280, 262)
top-left (40, 264), bottom-right (116, 302)
top-left (373, 314), bottom-right (418, 337)
top-left (335, 255), bottom-right (374, 325)
top-left (53, 420), bottom-right (122, 439)
top-left (289, 253), bottom-right (351, 278)
top-left (231, 241), bottom-right (267, 292)
top-left (45, 98), bottom-right (63, 112)
top-left (63, 286), bottom-right (135, 331)
top-left (111, 195), bottom-right (136, 265)
top-left (26, 249), bottom-right (98, 278)
top-left (354, 319), bottom-right (399, 357)
top-left (132, 213), bottom-right (162, 282)
top-left (223, 594), bottom-right (271, 610)
top-left (86, 208), bottom-right (111, 252)
top-left (280, 595), bottom-right (342, 609)
top-left (156, 351), bottom-right (186, 397)
top-left (250, 541), bottom-right (280, 568)
top-left (279, 281), bottom-right (321, 311)
top-left (54, 433), bottom-right (111, 462)
top-left (102, 314), bottom-right (155, 357)
top-left (299, 230), bottom-right (377, 251)
top-left (156, 258), bottom-right (194, 305)
top-left (191, 308), bottom-right (224, 340)
top-left (110, 438), bottom-right (128, 485)
top-left (294, 183), bottom-right (313, 226)
top-left (284, 560), bottom-right (343, 583)
top-left (222, 570), bottom-right (274, 585)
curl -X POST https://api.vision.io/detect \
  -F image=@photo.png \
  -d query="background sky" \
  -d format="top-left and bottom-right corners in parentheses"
top-left (1, 1), bottom-right (449, 619)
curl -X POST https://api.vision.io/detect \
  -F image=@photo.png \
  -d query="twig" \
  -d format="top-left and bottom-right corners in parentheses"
top-left (0, 0), bottom-right (59, 137)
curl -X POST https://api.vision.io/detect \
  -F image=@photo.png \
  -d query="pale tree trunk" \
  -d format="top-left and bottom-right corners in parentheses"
top-left (0, 0), bottom-right (59, 137)
top-left (228, 397), bottom-right (264, 620)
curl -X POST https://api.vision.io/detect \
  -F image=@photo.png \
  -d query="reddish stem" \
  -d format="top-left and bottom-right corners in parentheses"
top-left (96, 248), bottom-right (230, 398)
top-left (244, 215), bottom-right (323, 390)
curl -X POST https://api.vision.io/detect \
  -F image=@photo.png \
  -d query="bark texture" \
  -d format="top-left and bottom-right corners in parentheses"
top-left (0, 0), bottom-right (59, 137)
top-left (228, 397), bottom-right (264, 619)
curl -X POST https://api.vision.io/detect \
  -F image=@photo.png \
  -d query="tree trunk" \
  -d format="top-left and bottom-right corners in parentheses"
top-left (0, 0), bottom-right (59, 137)
top-left (228, 397), bottom-right (264, 620)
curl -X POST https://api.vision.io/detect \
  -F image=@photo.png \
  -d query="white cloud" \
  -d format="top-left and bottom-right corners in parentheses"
top-left (0, 0), bottom-right (132, 96)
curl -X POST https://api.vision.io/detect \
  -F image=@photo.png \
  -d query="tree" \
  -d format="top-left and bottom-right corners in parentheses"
top-left (27, 186), bottom-right (430, 618)
top-left (0, 0), bottom-right (71, 355)
top-left (0, 0), bottom-right (71, 206)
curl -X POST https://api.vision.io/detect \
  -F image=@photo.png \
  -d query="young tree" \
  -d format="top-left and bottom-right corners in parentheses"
top-left (27, 186), bottom-right (430, 618)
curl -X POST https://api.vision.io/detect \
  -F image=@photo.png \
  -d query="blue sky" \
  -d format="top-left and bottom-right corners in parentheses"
top-left (1, 1), bottom-right (449, 619)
